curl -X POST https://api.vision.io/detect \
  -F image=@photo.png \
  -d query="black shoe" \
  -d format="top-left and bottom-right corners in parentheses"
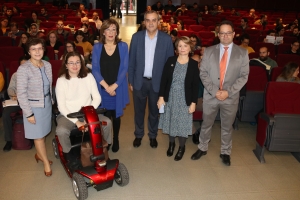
top-left (133, 138), bottom-right (142, 148)
top-left (150, 138), bottom-right (158, 148)
top-left (107, 144), bottom-right (111, 151)
top-left (167, 142), bottom-right (175, 157)
top-left (220, 154), bottom-right (231, 166)
top-left (192, 130), bottom-right (200, 144)
top-left (3, 141), bottom-right (12, 152)
top-left (112, 139), bottom-right (119, 152)
top-left (191, 149), bottom-right (207, 160)
top-left (174, 146), bottom-right (185, 161)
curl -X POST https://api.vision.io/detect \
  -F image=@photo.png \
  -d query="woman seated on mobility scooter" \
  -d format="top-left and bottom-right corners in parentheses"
top-left (55, 51), bottom-right (112, 169)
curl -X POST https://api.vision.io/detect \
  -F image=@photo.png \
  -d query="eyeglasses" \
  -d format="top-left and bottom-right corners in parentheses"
top-left (219, 32), bottom-right (234, 36)
top-left (67, 61), bottom-right (81, 66)
top-left (29, 47), bottom-right (44, 52)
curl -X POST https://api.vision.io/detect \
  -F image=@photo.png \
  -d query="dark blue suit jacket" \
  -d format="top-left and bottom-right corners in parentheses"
top-left (128, 30), bottom-right (174, 93)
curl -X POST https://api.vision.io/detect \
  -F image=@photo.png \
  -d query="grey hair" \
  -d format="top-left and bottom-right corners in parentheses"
top-left (144, 10), bottom-right (160, 21)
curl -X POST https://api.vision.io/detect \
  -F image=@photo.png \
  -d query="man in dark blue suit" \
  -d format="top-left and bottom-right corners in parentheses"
top-left (128, 10), bottom-right (174, 148)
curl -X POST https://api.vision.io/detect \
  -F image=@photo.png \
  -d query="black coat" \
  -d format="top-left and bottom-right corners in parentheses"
top-left (159, 56), bottom-right (199, 106)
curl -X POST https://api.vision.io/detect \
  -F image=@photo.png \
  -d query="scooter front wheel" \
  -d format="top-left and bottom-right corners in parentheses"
top-left (72, 172), bottom-right (88, 200)
top-left (114, 162), bottom-right (129, 186)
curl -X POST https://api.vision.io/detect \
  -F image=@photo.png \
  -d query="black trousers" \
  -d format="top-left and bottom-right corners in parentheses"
top-left (2, 106), bottom-right (22, 141)
top-left (117, 4), bottom-right (122, 18)
top-left (133, 78), bottom-right (159, 139)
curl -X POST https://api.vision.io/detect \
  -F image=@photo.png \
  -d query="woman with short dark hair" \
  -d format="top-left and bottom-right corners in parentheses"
top-left (17, 38), bottom-right (53, 176)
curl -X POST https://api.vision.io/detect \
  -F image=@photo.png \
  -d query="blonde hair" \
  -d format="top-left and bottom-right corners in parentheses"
top-left (174, 36), bottom-right (194, 52)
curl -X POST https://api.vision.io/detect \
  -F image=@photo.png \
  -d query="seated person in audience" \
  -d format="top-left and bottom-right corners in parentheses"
top-left (250, 47), bottom-right (278, 72)
top-left (276, 62), bottom-right (300, 83)
top-left (35, 0), bottom-right (41, 5)
top-left (190, 34), bottom-right (201, 51)
top-left (290, 26), bottom-right (299, 39)
top-left (78, 23), bottom-right (95, 45)
top-left (240, 18), bottom-right (249, 31)
top-left (5, 22), bottom-right (24, 46)
top-left (39, 7), bottom-right (50, 20)
top-left (176, 10), bottom-right (183, 17)
top-left (216, 5), bottom-right (224, 13)
top-left (277, 27), bottom-right (285, 37)
top-left (230, 8), bottom-right (240, 16)
top-left (151, 1), bottom-right (164, 13)
top-left (12, 6), bottom-right (20, 16)
top-left (211, 23), bottom-right (220, 37)
top-left (174, 20), bottom-right (186, 31)
top-left (18, 32), bottom-right (31, 56)
top-left (200, 5), bottom-right (209, 15)
top-left (89, 12), bottom-right (103, 30)
top-left (167, 16), bottom-right (176, 31)
top-left (74, 31), bottom-right (93, 63)
top-left (190, 3), bottom-right (200, 13)
top-left (2, 56), bottom-right (29, 152)
top-left (55, 20), bottom-right (69, 42)
top-left (239, 34), bottom-right (255, 54)
top-left (5, 8), bottom-right (13, 24)
top-left (75, 10), bottom-right (82, 18)
top-left (0, 18), bottom-right (9, 36)
top-left (254, 14), bottom-right (268, 28)
top-left (275, 18), bottom-right (287, 32)
top-left (55, 51), bottom-right (112, 170)
top-left (137, 21), bottom-right (146, 32)
top-left (196, 14), bottom-right (203, 25)
top-left (176, 3), bottom-right (188, 14)
top-left (170, 29), bottom-right (177, 54)
top-left (161, 22), bottom-right (169, 34)
top-left (60, 41), bottom-right (85, 62)
top-left (164, 0), bottom-right (176, 13)
top-left (46, 30), bottom-right (63, 56)
top-left (81, 17), bottom-right (99, 42)
top-left (79, 4), bottom-right (88, 16)
top-left (264, 29), bottom-right (283, 45)
top-left (25, 11), bottom-right (42, 32)
top-left (248, 8), bottom-right (258, 19)
top-left (285, 41), bottom-right (300, 55)
top-left (28, 23), bottom-right (45, 38)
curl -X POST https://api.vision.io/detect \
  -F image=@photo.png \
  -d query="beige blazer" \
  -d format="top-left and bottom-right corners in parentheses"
top-left (200, 43), bottom-right (249, 105)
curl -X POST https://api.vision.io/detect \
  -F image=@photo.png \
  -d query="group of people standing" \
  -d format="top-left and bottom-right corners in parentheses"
top-left (3, 9), bottom-right (250, 177)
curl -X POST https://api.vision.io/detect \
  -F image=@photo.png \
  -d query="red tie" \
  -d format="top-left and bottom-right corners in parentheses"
top-left (220, 47), bottom-right (229, 90)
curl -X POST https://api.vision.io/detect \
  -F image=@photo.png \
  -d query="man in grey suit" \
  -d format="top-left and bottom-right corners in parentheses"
top-left (191, 20), bottom-right (249, 166)
top-left (128, 10), bottom-right (174, 148)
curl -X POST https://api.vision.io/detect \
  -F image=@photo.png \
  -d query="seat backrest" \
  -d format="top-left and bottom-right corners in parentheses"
top-left (277, 44), bottom-right (292, 54)
top-left (247, 66), bottom-right (268, 91)
top-left (40, 21), bottom-right (57, 29)
top-left (9, 61), bottom-right (20, 82)
top-left (270, 67), bottom-right (283, 81)
top-left (189, 25), bottom-right (205, 32)
top-left (57, 46), bottom-right (84, 61)
top-left (276, 54), bottom-right (300, 67)
top-left (248, 52), bottom-right (259, 60)
top-left (200, 20), bottom-right (214, 27)
top-left (0, 47), bottom-right (24, 69)
top-left (0, 36), bottom-right (13, 47)
top-left (49, 60), bottom-right (63, 86)
top-left (177, 30), bottom-right (195, 37)
top-left (264, 82), bottom-right (300, 115)
top-left (46, 46), bottom-right (56, 60)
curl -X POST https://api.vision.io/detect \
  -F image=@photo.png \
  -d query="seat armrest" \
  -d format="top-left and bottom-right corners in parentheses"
top-left (260, 112), bottom-right (275, 125)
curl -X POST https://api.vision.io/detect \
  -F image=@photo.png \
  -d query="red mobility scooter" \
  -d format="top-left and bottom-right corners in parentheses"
top-left (52, 106), bottom-right (129, 200)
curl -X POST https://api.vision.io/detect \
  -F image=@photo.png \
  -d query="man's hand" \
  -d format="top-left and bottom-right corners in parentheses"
top-left (189, 103), bottom-right (196, 113)
top-left (216, 90), bottom-right (229, 101)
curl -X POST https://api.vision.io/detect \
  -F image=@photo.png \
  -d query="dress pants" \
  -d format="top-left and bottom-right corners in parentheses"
top-left (2, 106), bottom-right (22, 141)
top-left (133, 78), bottom-right (159, 139)
top-left (198, 102), bottom-right (238, 155)
top-left (56, 114), bottom-right (112, 153)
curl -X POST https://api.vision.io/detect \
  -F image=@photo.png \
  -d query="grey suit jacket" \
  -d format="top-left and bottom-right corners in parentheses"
top-left (200, 43), bottom-right (249, 104)
top-left (128, 30), bottom-right (174, 93)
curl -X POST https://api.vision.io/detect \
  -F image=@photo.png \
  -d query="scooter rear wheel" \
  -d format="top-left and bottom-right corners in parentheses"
top-left (52, 139), bottom-right (59, 159)
top-left (72, 172), bottom-right (88, 200)
top-left (114, 163), bottom-right (129, 186)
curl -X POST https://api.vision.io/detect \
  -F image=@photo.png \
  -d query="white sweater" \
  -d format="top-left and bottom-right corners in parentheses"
top-left (56, 73), bottom-right (101, 123)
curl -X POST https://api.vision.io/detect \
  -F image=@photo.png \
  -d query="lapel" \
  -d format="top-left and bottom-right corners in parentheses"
top-left (153, 31), bottom-right (161, 68)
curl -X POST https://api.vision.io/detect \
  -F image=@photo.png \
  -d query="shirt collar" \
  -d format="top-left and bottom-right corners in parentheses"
top-left (146, 30), bottom-right (158, 39)
top-left (220, 42), bottom-right (233, 50)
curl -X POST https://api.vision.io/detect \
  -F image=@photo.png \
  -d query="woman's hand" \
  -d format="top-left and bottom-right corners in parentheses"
top-left (106, 83), bottom-right (118, 96)
top-left (54, 50), bottom-right (59, 54)
top-left (27, 116), bottom-right (36, 124)
top-left (189, 103), bottom-right (196, 114)
top-left (157, 97), bottom-right (165, 109)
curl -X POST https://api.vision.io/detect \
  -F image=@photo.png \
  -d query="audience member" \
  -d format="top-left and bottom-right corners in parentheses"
top-left (0, 18), bottom-right (9, 36)
top-left (175, 20), bottom-right (186, 31)
top-left (28, 23), bottom-right (44, 38)
top-left (5, 22), bottom-right (24, 45)
top-left (152, 1), bottom-right (164, 13)
top-left (161, 22), bottom-right (169, 34)
top-left (190, 3), bottom-right (200, 13)
top-left (5, 8), bottom-right (13, 24)
top-left (275, 18), bottom-right (286, 32)
top-left (239, 34), bottom-right (255, 54)
top-left (81, 16), bottom-right (99, 42)
top-left (276, 62), bottom-right (300, 83)
top-left (74, 30), bottom-right (93, 63)
top-left (2, 56), bottom-right (29, 152)
top-left (248, 8), bottom-right (258, 19)
top-left (17, 38), bottom-right (53, 176)
top-left (89, 12), bottom-right (103, 30)
top-left (25, 11), bottom-right (42, 32)
top-left (190, 34), bottom-right (201, 51)
top-left (164, 0), bottom-right (176, 13)
top-left (128, 10), bottom-right (174, 148)
top-left (92, 19), bottom-right (130, 152)
top-left (170, 29), bottom-right (177, 53)
top-left (250, 47), bottom-right (278, 71)
top-left (200, 5), bottom-right (209, 15)
top-left (60, 41), bottom-right (84, 61)
top-left (176, 3), bottom-right (188, 14)
top-left (240, 18), bottom-right (249, 31)
top-left (285, 41), bottom-right (300, 55)
top-left (158, 36), bottom-right (199, 161)
top-left (12, 6), bottom-right (20, 16)
top-left (254, 14), bottom-right (268, 28)
top-left (216, 5), bottom-right (224, 13)
top-left (55, 20), bottom-right (69, 42)
top-left (39, 7), bottom-right (50, 20)
top-left (18, 32), bottom-right (31, 56)
top-left (46, 30), bottom-right (63, 57)
top-left (230, 8), bottom-right (240, 16)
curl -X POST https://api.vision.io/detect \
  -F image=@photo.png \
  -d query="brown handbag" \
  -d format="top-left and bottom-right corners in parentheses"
top-left (80, 131), bottom-right (94, 167)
